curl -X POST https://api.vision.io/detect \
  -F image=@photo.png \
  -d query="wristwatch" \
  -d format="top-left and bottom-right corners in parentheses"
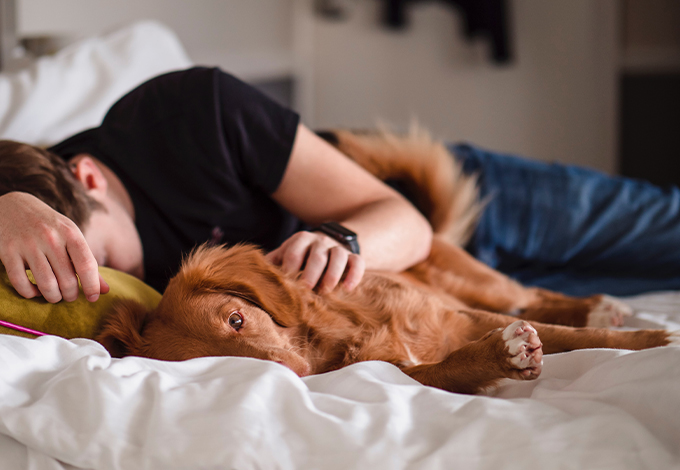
top-left (315, 222), bottom-right (360, 255)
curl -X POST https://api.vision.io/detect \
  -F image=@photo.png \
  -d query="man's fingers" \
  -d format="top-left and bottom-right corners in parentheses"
top-left (4, 257), bottom-right (40, 299)
top-left (299, 242), bottom-right (329, 289)
top-left (265, 247), bottom-right (283, 266)
top-left (24, 253), bottom-right (62, 303)
top-left (46, 250), bottom-right (80, 302)
top-left (318, 247), bottom-right (349, 294)
top-left (66, 234), bottom-right (101, 302)
top-left (342, 254), bottom-right (365, 291)
top-left (280, 235), bottom-right (313, 275)
top-left (99, 273), bottom-right (110, 295)
top-left (272, 231), bottom-right (365, 292)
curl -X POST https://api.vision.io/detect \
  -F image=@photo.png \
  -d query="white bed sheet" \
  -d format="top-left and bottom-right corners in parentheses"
top-left (1, 293), bottom-right (679, 470)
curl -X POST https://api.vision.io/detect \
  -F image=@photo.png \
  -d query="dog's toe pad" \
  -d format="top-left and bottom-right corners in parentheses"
top-left (502, 320), bottom-right (543, 379)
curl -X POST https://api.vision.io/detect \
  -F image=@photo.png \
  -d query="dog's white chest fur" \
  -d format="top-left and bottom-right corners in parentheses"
top-left (402, 343), bottom-right (422, 366)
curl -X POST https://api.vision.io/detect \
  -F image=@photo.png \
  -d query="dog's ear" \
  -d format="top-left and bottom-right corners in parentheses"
top-left (181, 244), bottom-right (304, 328)
top-left (96, 299), bottom-right (150, 358)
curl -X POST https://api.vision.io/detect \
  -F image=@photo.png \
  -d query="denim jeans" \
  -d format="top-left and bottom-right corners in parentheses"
top-left (451, 144), bottom-right (680, 297)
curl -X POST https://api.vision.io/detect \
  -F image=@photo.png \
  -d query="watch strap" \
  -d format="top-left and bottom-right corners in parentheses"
top-left (315, 222), bottom-right (360, 254)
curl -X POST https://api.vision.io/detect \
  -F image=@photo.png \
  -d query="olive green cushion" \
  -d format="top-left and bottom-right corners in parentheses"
top-left (0, 267), bottom-right (161, 340)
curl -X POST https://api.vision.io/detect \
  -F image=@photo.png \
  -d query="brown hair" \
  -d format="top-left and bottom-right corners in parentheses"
top-left (0, 140), bottom-right (104, 228)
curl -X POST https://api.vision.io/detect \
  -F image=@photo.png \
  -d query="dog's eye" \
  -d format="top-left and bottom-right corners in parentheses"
top-left (228, 312), bottom-right (243, 331)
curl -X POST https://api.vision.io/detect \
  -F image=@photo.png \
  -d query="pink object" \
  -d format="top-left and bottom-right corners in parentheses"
top-left (0, 320), bottom-right (47, 336)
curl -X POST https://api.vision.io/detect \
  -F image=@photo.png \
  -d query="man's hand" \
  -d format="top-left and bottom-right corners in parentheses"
top-left (266, 231), bottom-right (365, 294)
top-left (0, 192), bottom-right (109, 303)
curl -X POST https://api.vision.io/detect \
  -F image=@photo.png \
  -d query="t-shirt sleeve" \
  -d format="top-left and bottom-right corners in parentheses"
top-left (216, 70), bottom-right (300, 194)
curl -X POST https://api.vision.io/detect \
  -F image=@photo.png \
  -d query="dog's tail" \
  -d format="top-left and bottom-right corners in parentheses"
top-left (317, 126), bottom-right (484, 246)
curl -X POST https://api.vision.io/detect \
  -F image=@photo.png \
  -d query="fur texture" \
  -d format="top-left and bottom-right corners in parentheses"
top-left (96, 130), bottom-right (673, 395)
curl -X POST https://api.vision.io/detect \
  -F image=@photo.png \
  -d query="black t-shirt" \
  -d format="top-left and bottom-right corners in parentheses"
top-left (50, 67), bottom-right (303, 292)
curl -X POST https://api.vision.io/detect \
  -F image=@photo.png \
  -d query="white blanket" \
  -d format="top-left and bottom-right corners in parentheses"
top-left (1, 294), bottom-right (679, 470)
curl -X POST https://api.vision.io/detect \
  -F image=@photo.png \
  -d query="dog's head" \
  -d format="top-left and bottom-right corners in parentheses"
top-left (96, 244), bottom-right (311, 376)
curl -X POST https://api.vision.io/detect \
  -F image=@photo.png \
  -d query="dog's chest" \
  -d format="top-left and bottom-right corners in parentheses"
top-left (399, 342), bottom-right (422, 366)
top-left (302, 273), bottom-right (463, 371)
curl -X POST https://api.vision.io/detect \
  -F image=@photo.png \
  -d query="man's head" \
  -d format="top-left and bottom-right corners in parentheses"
top-left (0, 140), bottom-right (144, 279)
top-left (0, 140), bottom-right (103, 229)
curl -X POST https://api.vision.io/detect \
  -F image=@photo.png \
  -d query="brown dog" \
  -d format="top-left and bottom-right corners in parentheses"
top-left (96, 129), bottom-right (678, 395)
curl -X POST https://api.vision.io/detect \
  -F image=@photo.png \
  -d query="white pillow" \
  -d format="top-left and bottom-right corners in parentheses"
top-left (0, 21), bottom-right (193, 146)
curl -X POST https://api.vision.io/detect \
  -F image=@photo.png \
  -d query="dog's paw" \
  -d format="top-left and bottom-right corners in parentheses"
top-left (587, 295), bottom-right (633, 327)
top-left (667, 331), bottom-right (680, 347)
top-left (502, 320), bottom-right (543, 380)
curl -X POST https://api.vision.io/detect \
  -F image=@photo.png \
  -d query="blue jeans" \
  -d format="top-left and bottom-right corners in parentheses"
top-left (451, 144), bottom-right (680, 297)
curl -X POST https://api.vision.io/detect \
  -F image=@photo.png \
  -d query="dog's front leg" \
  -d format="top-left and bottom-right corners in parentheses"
top-left (401, 321), bottom-right (543, 395)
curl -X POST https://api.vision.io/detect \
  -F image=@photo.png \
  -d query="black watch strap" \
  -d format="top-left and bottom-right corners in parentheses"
top-left (315, 222), bottom-right (360, 254)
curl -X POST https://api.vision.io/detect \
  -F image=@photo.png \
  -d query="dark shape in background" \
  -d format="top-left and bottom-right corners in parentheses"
top-left (619, 73), bottom-right (680, 187)
top-left (381, 0), bottom-right (512, 64)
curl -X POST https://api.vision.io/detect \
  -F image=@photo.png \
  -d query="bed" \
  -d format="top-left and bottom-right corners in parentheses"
top-left (1, 21), bottom-right (679, 470)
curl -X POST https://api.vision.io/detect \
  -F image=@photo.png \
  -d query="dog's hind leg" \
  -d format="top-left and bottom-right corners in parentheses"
top-left (458, 306), bottom-right (673, 354)
top-left (407, 238), bottom-right (632, 328)
top-left (515, 291), bottom-right (632, 328)
top-left (529, 322), bottom-right (674, 354)
top-left (406, 238), bottom-right (546, 314)
top-left (402, 313), bottom-right (675, 394)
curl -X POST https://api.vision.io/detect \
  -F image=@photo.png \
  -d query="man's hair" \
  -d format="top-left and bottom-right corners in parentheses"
top-left (0, 140), bottom-right (104, 228)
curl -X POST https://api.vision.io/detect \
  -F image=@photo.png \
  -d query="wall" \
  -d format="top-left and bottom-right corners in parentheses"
top-left (17, 0), bottom-right (295, 81)
top-left (17, 0), bottom-right (619, 172)
top-left (308, 0), bottom-right (619, 172)
top-left (623, 0), bottom-right (680, 50)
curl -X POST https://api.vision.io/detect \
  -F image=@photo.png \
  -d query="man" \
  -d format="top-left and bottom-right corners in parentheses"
top-left (2, 66), bottom-right (679, 303)
top-left (0, 67), bottom-right (432, 303)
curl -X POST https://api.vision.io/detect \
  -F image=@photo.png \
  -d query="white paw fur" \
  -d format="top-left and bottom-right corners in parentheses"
top-left (668, 331), bottom-right (680, 347)
top-left (588, 295), bottom-right (634, 327)
top-left (502, 320), bottom-right (543, 376)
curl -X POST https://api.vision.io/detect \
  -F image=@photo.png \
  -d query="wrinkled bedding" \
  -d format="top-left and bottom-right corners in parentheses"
top-left (1, 292), bottom-right (679, 470)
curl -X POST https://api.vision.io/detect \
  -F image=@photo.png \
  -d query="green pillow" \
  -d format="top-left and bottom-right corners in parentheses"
top-left (0, 267), bottom-right (161, 340)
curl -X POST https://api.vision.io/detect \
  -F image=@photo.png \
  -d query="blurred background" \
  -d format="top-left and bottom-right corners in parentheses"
top-left (1, 0), bottom-right (679, 180)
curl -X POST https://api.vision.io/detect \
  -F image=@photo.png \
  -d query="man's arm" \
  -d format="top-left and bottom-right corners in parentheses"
top-left (268, 124), bottom-right (433, 293)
